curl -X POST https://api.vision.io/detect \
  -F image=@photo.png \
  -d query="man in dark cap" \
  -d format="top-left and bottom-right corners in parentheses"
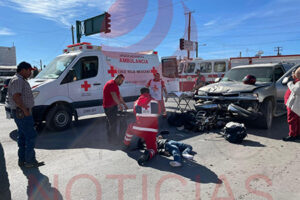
top-left (7, 61), bottom-right (44, 168)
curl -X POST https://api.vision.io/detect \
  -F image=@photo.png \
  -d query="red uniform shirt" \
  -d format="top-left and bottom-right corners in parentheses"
top-left (103, 79), bottom-right (120, 108)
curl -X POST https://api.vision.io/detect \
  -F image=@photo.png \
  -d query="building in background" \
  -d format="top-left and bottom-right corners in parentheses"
top-left (0, 46), bottom-right (16, 66)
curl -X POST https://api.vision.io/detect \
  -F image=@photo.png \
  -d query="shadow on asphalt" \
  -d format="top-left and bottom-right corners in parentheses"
top-left (10, 116), bottom-right (122, 151)
top-left (21, 167), bottom-right (63, 200)
top-left (0, 142), bottom-right (12, 200)
top-left (9, 113), bottom-right (292, 152)
top-left (247, 115), bottom-right (290, 140)
top-left (125, 149), bottom-right (221, 184)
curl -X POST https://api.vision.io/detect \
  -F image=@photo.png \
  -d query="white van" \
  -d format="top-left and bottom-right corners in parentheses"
top-left (5, 43), bottom-right (160, 131)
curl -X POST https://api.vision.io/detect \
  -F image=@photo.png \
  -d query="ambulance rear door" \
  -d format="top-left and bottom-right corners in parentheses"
top-left (161, 57), bottom-right (179, 92)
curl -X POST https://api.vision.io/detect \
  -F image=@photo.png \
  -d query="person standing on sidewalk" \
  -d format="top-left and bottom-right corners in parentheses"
top-left (103, 74), bottom-right (128, 143)
top-left (7, 62), bottom-right (44, 168)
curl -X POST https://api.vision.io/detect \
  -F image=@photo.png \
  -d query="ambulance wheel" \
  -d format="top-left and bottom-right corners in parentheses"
top-left (46, 105), bottom-right (72, 131)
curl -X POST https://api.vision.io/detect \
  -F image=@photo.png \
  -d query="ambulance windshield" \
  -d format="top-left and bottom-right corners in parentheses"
top-left (36, 55), bottom-right (76, 79)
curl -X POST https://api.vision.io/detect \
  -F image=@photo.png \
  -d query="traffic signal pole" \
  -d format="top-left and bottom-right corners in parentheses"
top-left (187, 12), bottom-right (191, 60)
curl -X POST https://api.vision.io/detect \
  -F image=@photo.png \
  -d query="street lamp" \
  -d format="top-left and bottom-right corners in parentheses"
top-left (196, 43), bottom-right (207, 58)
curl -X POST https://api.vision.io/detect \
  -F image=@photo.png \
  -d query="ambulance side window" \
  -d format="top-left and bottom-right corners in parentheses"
top-left (199, 62), bottom-right (212, 73)
top-left (184, 63), bottom-right (195, 73)
top-left (72, 56), bottom-right (98, 81)
top-left (214, 62), bottom-right (226, 72)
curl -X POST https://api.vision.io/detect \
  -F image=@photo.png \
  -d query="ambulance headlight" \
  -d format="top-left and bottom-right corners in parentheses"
top-left (32, 91), bottom-right (40, 98)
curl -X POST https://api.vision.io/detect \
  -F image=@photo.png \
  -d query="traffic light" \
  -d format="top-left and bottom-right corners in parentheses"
top-left (179, 38), bottom-right (184, 50)
top-left (104, 12), bottom-right (111, 33)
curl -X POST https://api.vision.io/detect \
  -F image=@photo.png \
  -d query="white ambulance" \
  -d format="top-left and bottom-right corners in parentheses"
top-left (161, 57), bottom-right (229, 91)
top-left (6, 42), bottom-right (162, 131)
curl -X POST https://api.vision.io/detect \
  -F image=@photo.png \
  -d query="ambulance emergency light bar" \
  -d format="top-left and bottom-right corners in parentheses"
top-left (63, 42), bottom-right (102, 53)
top-left (63, 43), bottom-right (158, 55)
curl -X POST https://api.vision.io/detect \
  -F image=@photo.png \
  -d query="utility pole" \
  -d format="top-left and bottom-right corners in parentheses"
top-left (40, 59), bottom-right (42, 70)
top-left (274, 46), bottom-right (282, 56)
top-left (71, 25), bottom-right (75, 44)
top-left (196, 42), bottom-right (198, 58)
top-left (185, 11), bottom-right (194, 60)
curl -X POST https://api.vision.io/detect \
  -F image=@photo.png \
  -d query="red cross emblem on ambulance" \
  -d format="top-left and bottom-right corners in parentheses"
top-left (151, 67), bottom-right (157, 75)
top-left (81, 81), bottom-right (91, 91)
top-left (108, 66), bottom-right (117, 77)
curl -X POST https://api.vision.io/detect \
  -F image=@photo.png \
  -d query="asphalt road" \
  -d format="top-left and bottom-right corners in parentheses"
top-left (0, 100), bottom-right (300, 200)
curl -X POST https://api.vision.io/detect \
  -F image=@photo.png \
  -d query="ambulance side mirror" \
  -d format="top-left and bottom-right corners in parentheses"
top-left (61, 69), bottom-right (76, 84)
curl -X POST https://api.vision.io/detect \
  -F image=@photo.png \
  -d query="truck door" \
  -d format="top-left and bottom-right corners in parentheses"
top-left (161, 57), bottom-right (179, 92)
top-left (66, 56), bottom-right (103, 116)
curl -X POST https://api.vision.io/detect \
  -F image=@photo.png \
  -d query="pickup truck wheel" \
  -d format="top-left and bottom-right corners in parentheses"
top-left (257, 100), bottom-right (273, 129)
top-left (46, 105), bottom-right (72, 131)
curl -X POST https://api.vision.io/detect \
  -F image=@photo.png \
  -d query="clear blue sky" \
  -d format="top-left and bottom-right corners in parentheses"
top-left (1, 0), bottom-right (300, 67)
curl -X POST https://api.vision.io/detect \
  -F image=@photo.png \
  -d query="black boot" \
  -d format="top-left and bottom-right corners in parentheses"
top-left (138, 150), bottom-right (150, 166)
top-left (282, 136), bottom-right (297, 141)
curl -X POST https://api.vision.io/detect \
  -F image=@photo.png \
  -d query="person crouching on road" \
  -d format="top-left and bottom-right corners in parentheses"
top-left (7, 62), bottom-right (44, 168)
top-left (157, 135), bottom-right (194, 167)
top-left (283, 67), bottom-right (300, 141)
top-left (123, 87), bottom-right (161, 166)
top-left (103, 74), bottom-right (128, 144)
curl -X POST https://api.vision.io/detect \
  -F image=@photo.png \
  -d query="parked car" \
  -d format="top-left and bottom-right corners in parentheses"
top-left (194, 63), bottom-right (298, 129)
top-left (0, 78), bottom-right (11, 103)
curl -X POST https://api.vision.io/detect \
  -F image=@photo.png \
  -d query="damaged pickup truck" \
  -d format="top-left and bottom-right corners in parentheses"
top-left (194, 63), bottom-right (297, 129)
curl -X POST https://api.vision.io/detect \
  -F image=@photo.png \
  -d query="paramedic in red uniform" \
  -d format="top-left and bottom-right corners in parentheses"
top-left (283, 67), bottom-right (300, 141)
top-left (146, 73), bottom-right (167, 116)
top-left (103, 74), bottom-right (128, 143)
top-left (123, 87), bottom-right (161, 165)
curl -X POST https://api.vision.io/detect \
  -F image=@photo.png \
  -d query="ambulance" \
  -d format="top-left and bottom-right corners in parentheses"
top-left (161, 57), bottom-right (229, 91)
top-left (5, 42), bottom-right (163, 131)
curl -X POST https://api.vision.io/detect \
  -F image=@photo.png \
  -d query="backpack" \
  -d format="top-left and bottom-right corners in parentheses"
top-left (223, 122), bottom-right (247, 144)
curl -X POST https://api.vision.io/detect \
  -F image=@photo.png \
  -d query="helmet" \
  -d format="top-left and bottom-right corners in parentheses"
top-left (242, 75), bottom-right (256, 85)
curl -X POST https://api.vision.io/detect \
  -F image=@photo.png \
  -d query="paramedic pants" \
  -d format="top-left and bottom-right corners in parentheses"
top-left (165, 140), bottom-right (192, 163)
top-left (104, 106), bottom-right (118, 142)
top-left (124, 123), bottom-right (157, 159)
top-left (287, 107), bottom-right (300, 137)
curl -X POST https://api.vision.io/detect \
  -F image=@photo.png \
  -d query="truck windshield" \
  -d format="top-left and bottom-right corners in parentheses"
top-left (35, 55), bottom-right (76, 79)
top-left (222, 67), bottom-right (274, 83)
